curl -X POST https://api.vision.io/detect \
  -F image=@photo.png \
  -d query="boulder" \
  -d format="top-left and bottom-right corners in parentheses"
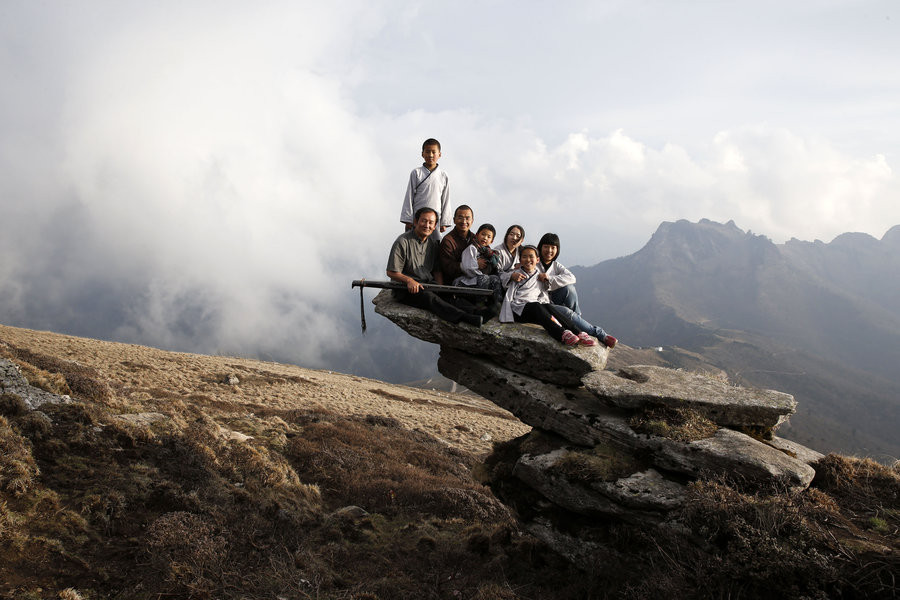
top-left (652, 428), bottom-right (815, 492)
top-left (513, 449), bottom-right (686, 522)
top-left (374, 290), bottom-right (607, 385)
top-left (583, 365), bottom-right (796, 430)
top-left (1, 358), bottom-right (72, 410)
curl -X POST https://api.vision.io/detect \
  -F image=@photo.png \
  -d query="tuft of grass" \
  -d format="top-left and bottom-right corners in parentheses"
top-left (284, 411), bottom-right (506, 522)
top-left (0, 393), bottom-right (28, 417)
top-left (0, 415), bottom-right (40, 494)
top-left (812, 453), bottom-right (900, 519)
top-left (552, 443), bottom-right (644, 484)
top-left (146, 511), bottom-right (229, 595)
top-left (628, 404), bottom-right (718, 442)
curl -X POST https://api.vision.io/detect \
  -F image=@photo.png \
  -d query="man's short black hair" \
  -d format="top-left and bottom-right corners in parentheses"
top-left (454, 204), bottom-right (473, 218)
top-left (414, 206), bottom-right (438, 222)
top-left (422, 138), bottom-right (441, 151)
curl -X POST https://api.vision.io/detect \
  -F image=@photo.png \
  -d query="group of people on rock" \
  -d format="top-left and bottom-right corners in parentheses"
top-left (387, 138), bottom-right (616, 349)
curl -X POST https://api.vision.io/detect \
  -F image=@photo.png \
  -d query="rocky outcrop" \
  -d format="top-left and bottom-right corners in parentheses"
top-left (376, 291), bottom-right (823, 565)
top-left (1, 358), bottom-right (72, 410)
top-left (440, 348), bottom-right (814, 491)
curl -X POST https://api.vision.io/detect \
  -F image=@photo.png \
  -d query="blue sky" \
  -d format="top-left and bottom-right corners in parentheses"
top-left (1, 1), bottom-right (898, 370)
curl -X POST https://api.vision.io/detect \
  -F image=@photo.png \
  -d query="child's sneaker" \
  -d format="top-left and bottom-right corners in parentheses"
top-left (577, 332), bottom-right (597, 346)
top-left (561, 330), bottom-right (579, 346)
top-left (602, 335), bottom-right (617, 349)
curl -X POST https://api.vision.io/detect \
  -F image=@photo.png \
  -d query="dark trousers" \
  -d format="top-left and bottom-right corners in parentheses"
top-left (393, 289), bottom-right (474, 324)
top-left (514, 302), bottom-right (582, 342)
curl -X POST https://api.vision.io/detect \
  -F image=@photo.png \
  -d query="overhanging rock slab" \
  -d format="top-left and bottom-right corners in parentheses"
top-left (375, 289), bottom-right (607, 385)
top-left (583, 365), bottom-right (796, 430)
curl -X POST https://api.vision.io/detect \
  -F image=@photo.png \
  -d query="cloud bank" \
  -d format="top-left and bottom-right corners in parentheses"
top-left (1, 2), bottom-right (897, 378)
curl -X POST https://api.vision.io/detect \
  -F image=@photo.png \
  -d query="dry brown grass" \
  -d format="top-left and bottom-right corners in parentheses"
top-left (2, 324), bottom-right (898, 599)
top-left (0, 415), bottom-right (39, 494)
top-left (2, 343), bottom-right (111, 404)
top-left (552, 443), bottom-right (645, 484)
top-left (0, 393), bottom-right (28, 417)
top-left (0, 334), bottom-right (587, 598)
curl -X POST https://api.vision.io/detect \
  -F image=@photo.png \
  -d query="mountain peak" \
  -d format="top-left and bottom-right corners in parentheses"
top-left (882, 224), bottom-right (900, 247)
top-left (641, 218), bottom-right (776, 268)
top-left (830, 231), bottom-right (879, 248)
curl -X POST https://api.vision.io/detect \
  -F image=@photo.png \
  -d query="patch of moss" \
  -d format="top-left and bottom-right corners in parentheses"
top-left (866, 516), bottom-right (889, 534)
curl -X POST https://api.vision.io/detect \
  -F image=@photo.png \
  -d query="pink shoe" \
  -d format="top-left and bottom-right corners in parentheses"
top-left (603, 335), bottom-right (617, 349)
top-left (577, 332), bottom-right (597, 346)
top-left (561, 330), bottom-right (579, 346)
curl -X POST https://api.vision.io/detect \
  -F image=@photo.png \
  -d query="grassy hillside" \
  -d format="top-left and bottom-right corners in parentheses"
top-left (1, 326), bottom-right (898, 599)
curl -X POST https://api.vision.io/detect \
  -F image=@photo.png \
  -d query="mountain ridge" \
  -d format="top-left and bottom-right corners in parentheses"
top-left (574, 218), bottom-right (900, 459)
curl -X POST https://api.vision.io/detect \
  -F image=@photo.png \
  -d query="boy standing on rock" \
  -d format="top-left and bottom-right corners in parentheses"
top-left (399, 138), bottom-right (451, 241)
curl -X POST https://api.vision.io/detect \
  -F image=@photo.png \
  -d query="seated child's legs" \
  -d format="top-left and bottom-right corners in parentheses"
top-left (551, 305), bottom-right (606, 340)
top-left (549, 285), bottom-right (580, 315)
top-left (515, 302), bottom-right (565, 341)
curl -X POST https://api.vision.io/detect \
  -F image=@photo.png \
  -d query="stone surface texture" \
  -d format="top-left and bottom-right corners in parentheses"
top-left (583, 365), bottom-right (796, 429)
top-left (513, 450), bottom-right (686, 521)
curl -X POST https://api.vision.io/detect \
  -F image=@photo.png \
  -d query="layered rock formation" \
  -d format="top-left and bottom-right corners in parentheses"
top-left (375, 290), bottom-right (825, 565)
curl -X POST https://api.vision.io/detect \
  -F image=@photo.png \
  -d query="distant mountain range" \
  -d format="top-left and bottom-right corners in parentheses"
top-left (573, 219), bottom-right (900, 460)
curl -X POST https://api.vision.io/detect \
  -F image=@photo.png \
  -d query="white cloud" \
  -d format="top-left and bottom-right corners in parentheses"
top-left (1, 1), bottom-right (898, 375)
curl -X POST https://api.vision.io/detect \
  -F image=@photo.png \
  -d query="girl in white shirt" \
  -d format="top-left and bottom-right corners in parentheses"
top-left (500, 246), bottom-right (596, 346)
